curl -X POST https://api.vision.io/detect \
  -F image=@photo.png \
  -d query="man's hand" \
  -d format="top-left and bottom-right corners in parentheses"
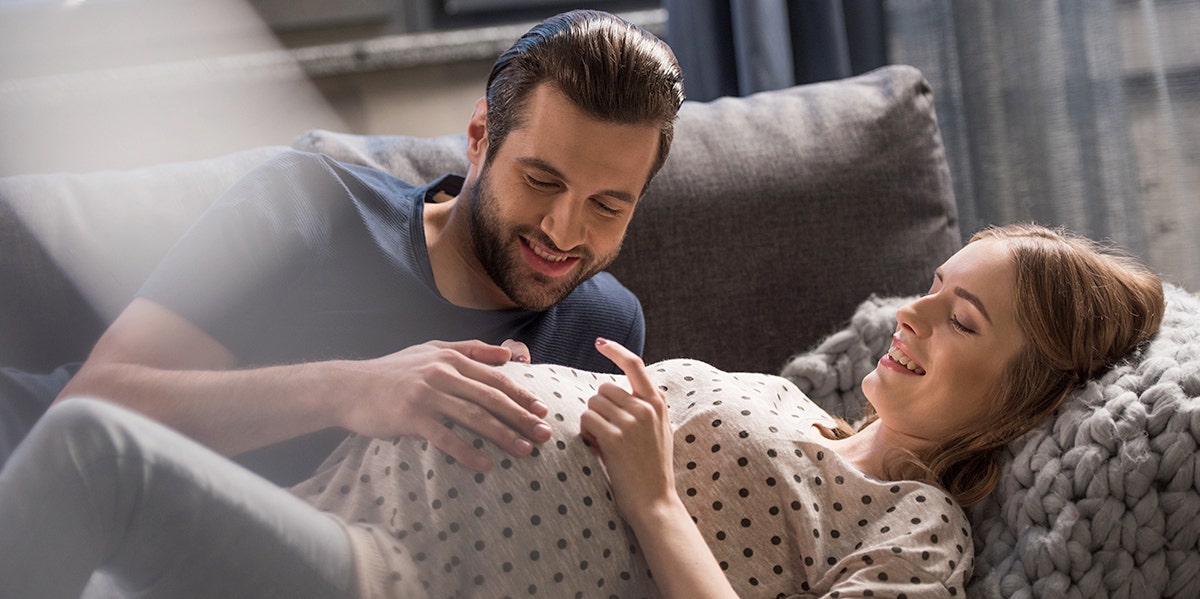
top-left (501, 339), bottom-right (531, 363)
top-left (61, 301), bottom-right (552, 468)
top-left (334, 340), bottom-right (551, 472)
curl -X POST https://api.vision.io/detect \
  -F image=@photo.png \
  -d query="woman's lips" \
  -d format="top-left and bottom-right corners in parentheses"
top-left (883, 339), bottom-right (926, 375)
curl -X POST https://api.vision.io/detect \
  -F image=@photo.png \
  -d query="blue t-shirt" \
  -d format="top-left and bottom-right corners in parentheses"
top-left (140, 150), bottom-right (645, 483)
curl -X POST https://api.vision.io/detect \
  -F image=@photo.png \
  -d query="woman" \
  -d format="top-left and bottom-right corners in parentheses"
top-left (0, 224), bottom-right (1164, 598)
top-left (569, 223), bottom-right (1164, 597)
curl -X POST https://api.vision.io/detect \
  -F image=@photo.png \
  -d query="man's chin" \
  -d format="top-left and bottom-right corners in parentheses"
top-left (510, 293), bottom-right (567, 312)
top-left (506, 282), bottom-right (577, 312)
top-left (500, 258), bottom-right (607, 311)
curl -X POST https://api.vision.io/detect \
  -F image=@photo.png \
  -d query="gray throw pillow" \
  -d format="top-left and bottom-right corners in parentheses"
top-left (781, 284), bottom-right (1200, 598)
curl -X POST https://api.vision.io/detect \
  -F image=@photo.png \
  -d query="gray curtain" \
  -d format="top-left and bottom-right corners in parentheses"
top-left (663, 0), bottom-right (887, 101)
top-left (887, 0), bottom-right (1200, 290)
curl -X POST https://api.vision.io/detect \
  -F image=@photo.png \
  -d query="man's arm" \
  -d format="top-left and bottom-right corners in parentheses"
top-left (58, 299), bottom-right (552, 471)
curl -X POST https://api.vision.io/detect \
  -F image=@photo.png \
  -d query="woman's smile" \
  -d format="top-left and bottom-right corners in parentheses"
top-left (883, 337), bottom-right (926, 375)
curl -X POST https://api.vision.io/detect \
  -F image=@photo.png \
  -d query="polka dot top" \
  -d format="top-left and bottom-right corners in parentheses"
top-left (291, 359), bottom-right (973, 598)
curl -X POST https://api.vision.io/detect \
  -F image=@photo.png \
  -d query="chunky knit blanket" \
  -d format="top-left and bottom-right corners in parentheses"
top-left (780, 284), bottom-right (1200, 598)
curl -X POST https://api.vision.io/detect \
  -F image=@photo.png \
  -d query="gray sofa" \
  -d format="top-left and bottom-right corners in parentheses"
top-left (2, 65), bottom-right (1198, 597)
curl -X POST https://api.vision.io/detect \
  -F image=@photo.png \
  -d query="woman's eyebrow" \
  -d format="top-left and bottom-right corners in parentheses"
top-left (954, 287), bottom-right (992, 323)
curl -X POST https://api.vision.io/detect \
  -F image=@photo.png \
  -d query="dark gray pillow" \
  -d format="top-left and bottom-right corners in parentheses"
top-left (294, 65), bottom-right (961, 374)
top-left (617, 64), bottom-right (960, 372)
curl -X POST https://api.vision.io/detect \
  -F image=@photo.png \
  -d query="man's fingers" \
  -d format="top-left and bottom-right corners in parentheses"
top-left (500, 339), bottom-right (531, 363)
top-left (438, 343), bottom-right (549, 419)
top-left (418, 419), bottom-right (494, 472)
top-left (434, 339), bottom-right (512, 366)
top-left (394, 340), bottom-right (554, 462)
top-left (594, 338), bottom-right (657, 402)
top-left (457, 355), bottom-right (550, 422)
top-left (424, 362), bottom-right (556, 454)
top-left (438, 385), bottom-right (550, 452)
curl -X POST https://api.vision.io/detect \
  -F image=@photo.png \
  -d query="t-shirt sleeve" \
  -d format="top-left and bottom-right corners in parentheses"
top-left (522, 272), bottom-right (645, 374)
top-left (821, 551), bottom-right (970, 598)
top-left (138, 151), bottom-right (355, 358)
top-left (815, 488), bottom-right (973, 598)
top-left (618, 294), bottom-right (646, 356)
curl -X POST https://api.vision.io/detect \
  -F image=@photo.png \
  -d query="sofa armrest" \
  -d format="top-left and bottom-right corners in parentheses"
top-left (0, 146), bottom-right (289, 372)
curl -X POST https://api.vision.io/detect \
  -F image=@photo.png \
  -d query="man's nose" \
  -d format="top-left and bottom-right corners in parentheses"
top-left (540, 198), bottom-right (585, 251)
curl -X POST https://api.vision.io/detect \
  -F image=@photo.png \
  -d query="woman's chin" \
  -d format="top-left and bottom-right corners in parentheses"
top-left (860, 369), bottom-right (881, 399)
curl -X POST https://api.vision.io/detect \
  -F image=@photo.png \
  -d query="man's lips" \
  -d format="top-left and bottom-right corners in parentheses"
top-left (519, 236), bottom-right (580, 277)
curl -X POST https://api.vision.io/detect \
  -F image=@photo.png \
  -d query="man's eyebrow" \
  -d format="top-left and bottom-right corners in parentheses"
top-left (518, 157), bottom-right (636, 204)
top-left (519, 157), bottom-right (565, 181)
top-left (955, 287), bottom-right (992, 324)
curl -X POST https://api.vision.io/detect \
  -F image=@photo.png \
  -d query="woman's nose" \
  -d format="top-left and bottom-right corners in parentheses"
top-left (896, 297), bottom-right (932, 338)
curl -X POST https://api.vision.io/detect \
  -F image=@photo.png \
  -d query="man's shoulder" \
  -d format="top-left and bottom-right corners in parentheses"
top-left (558, 271), bottom-right (640, 313)
top-left (550, 271), bottom-right (645, 347)
top-left (528, 272), bottom-right (645, 372)
top-left (256, 150), bottom-right (427, 196)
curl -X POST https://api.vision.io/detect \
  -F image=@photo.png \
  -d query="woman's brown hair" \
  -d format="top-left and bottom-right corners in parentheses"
top-left (862, 223), bottom-right (1165, 507)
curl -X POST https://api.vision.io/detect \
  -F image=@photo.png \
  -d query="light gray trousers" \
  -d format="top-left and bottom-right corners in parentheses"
top-left (0, 397), bottom-right (356, 598)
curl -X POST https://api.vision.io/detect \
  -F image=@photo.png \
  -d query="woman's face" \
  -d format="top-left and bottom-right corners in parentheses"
top-left (861, 238), bottom-right (1025, 445)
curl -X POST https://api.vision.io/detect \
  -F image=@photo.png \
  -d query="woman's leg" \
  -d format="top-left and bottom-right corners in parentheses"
top-left (0, 397), bottom-right (355, 599)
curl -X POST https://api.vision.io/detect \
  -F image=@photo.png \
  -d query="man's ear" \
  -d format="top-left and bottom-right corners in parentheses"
top-left (466, 97), bottom-right (489, 168)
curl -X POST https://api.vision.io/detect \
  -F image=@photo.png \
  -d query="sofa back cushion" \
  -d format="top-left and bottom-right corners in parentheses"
top-left (0, 65), bottom-right (959, 376)
top-left (294, 65), bottom-right (962, 373)
top-left (617, 65), bottom-right (960, 372)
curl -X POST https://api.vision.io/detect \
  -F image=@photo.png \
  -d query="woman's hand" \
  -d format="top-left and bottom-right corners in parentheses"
top-left (581, 338), bottom-right (738, 599)
top-left (580, 337), bottom-right (677, 521)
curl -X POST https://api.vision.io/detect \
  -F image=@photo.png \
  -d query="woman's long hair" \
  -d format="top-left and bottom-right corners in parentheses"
top-left (860, 223), bottom-right (1165, 507)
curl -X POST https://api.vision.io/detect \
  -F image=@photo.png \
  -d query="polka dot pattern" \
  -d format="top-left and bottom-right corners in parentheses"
top-left (291, 360), bottom-right (973, 598)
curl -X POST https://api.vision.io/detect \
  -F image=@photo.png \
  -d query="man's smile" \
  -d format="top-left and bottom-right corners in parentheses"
top-left (520, 235), bottom-right (580, 276)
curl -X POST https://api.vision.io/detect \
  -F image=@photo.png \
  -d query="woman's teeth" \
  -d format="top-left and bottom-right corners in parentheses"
top-left (888, 345), bottom-right (926, 375)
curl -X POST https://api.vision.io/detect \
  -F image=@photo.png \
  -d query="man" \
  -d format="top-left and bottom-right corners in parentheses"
top-left (53, 9), bottom-right (685, 485)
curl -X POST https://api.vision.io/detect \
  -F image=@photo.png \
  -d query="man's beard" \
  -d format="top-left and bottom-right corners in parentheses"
top-left (466, 167), bottom-right (618, 312)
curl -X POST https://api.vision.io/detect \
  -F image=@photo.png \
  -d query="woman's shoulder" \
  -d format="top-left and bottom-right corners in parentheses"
top-left (797, 450), bottom-right (974, 595)
top-left (801, 438), bottom-right (970, 527)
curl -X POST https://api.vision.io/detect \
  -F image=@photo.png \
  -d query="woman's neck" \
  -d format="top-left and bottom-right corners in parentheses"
top-left (821, 420), bottom-right (928, 481)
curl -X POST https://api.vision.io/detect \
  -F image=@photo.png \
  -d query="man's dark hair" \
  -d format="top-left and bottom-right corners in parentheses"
top-left (485, 9), bottom-right (685, 192)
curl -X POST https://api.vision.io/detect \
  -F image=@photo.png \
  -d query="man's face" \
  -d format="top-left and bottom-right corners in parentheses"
top-left (465, 84), bottom-right (661, 311)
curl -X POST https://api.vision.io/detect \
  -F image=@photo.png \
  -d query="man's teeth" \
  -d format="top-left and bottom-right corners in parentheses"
top-left (531, 244), bottom-right (569, 262)
top-left (888, 345), bottom-right (926, 375)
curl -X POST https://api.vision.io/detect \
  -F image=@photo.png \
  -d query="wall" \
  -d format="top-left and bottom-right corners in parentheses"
top-left (0, 0), bottom-right (664, 176)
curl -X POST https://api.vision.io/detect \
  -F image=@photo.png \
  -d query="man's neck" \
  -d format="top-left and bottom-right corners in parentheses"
top-left (423, 195), bottom-right (518, 310)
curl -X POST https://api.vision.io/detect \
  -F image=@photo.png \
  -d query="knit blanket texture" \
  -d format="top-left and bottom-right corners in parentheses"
top-left (780, 284), bottom-right (1200, 598)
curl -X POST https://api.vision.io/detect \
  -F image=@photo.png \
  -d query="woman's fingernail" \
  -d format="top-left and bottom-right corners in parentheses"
top-left (514, 438), bottom-right (533, 454)
top-left (595, 337), bottom-right (608, 346)
top-left (514, 355), bottom-right (528, 363)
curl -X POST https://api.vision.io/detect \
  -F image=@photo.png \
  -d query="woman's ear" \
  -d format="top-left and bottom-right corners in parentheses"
top-left (466, 97), bottom-right (489, 167)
